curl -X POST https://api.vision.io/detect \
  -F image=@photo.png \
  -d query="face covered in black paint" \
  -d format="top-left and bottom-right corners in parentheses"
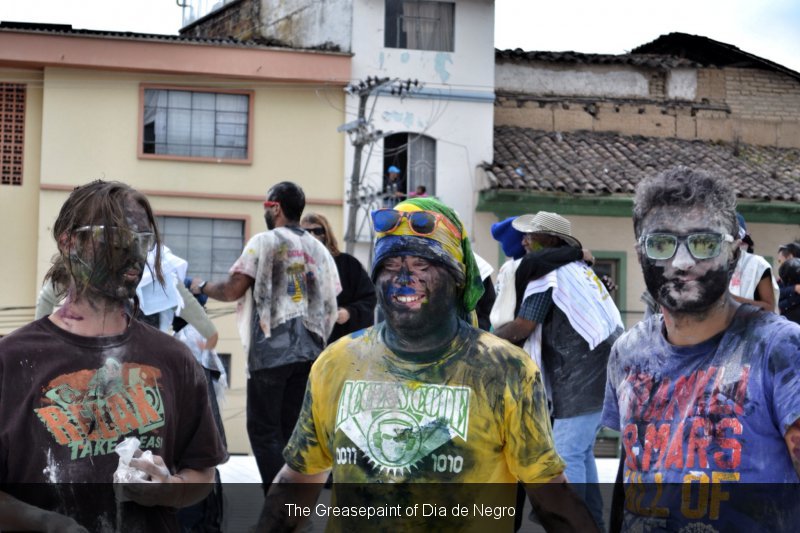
top-left (375, 255), bottom-right (458, 336)
top-left (67, 199), bottom-right (154, 302)
top-left (637, 206), bottom-right (738, 315)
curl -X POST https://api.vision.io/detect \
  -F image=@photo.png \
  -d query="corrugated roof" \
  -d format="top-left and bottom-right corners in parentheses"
top-left (495, 48), bottom-right (700, 70)
top-left (483, 127), bottom-right (800, 202)
top-left (0, 21), bottom-right (345, 53)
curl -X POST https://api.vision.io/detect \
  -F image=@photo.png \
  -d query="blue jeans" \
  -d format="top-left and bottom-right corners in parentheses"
top-left (553, 410), bottom-right (604, 530)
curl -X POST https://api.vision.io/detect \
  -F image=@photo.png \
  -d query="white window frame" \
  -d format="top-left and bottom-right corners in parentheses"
top-left (384, 0), bottom-right (455, 52)
top-left (155, 215), bottom-right (246, 282)
top-left (139, 85), bottom-right (254, 164)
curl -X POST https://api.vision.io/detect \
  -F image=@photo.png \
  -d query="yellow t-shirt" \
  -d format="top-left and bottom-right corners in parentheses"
top-left (284, 322), bottom-right (565, 485)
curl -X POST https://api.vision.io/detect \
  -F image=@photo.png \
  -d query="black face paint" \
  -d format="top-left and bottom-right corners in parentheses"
top-left (69, 200), bottom-right (150, 302)
top-left (642, 259), bottom-right (731, 314)
top-left (638, 206), bottom-right (738, 316)
top-left (376, 256), bottom-right (459, 358)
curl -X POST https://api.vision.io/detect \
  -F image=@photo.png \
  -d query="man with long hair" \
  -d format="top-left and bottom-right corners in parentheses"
top-left (0, 180), bottom-right (226, 531)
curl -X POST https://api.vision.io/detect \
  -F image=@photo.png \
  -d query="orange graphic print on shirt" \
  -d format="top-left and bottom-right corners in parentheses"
top-left (34, 357), bottom-right (166, 460)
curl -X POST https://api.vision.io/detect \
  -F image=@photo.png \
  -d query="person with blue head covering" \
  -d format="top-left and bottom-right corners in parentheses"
top-left (383, 165), bottom-right (406, 207)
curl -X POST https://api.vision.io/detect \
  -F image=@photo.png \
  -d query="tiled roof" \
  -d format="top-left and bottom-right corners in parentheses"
top-left (632, 32), bottom-right (800, 82)
top-left (495, 48), bottom-right (700, 70)
top-left (483, 127), bottom-right (800, 202)
top-left (0, 21), bottom-right (343, 53)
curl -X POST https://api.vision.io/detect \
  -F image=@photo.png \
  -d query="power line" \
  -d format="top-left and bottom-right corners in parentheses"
top-left (340, 76), bottom-right (424, 254)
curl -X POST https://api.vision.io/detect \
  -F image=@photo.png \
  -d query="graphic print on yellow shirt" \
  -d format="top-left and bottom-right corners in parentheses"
top-left (35, 357), bottom-right (165, 461)
top-left (335, 380), bottom-right (470, 475)
top-left (284, 322), bottom-right (565, 485)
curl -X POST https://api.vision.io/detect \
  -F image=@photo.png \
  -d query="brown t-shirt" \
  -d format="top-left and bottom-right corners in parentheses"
top-left (0, 318), bottom-right (227, 532)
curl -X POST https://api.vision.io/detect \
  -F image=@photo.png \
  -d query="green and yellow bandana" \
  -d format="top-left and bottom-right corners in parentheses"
top-left (371, 197), bottom-right (484, 313)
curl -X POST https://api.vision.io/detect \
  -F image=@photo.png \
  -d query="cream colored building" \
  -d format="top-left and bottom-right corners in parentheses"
top-left (180, 0), bottom-right (496, 266)
top-left (0, 24), bottom-right (350, 453)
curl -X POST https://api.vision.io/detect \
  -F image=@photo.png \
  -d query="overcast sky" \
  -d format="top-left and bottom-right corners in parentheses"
top-left (2, 0), bottom-right (798, 72)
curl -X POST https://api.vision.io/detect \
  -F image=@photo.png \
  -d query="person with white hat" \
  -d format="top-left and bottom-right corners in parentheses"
top-left (494, 211), bottom-right (623, 530)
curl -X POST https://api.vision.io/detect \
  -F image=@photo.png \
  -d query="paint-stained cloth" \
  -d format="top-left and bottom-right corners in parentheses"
top-left (489, 248), bottom-right (582, 331)
top-left (137, 245), bottom-right (188, 316)
top-left (521, 261), bottom-right (623, 418)
top-left (283, 322), bottom-right (565, 530)
top-left (230, 226), bottom-right (340, 356)
top-left (523, 261), bottom-right (623, 352)
top-left (0, 318), bottom-right (227, 531)
top-left (602, 305), bottom-right (800, 530)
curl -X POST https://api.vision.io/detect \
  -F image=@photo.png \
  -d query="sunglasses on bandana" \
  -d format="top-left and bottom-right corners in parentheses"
top-left (72, 225), bottom-right (157, 256)
top-left (371, 209), bottom-right (462, 239)
top-left (640, 232), bottom-right (734, 261)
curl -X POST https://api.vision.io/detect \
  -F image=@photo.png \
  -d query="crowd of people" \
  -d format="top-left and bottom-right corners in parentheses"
top-left (1, 166), bottom-right (799, 532)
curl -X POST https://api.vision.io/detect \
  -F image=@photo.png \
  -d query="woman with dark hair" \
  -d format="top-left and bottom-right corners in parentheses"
top-left (779, 258), bottom-right (800, 325)
top-left (728, 213), bottom-right (777, 312)
top-left (301, 213), bottom-right (376, 343)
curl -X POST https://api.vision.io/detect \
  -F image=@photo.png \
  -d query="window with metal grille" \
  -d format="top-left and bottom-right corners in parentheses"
top-left (142, 86), bottom-right (252, 162)
top-left (383, 132), bottom-right (436, 204)
top-left (1, 83), bottom-right (25, 186)
top-left (155, 216), bottom-right (245, 281)
top-left (385, 0), bottom-right (455, 52)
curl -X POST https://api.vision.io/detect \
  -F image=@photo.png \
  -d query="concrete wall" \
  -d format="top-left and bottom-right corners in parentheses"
top-left (666, 69), bottom-right (697, 100)
top-left (346, 0), bottom-right (495, 248)
top-left (259, 0), bottom-right (353, 51)
top-left (353, 0), bottom-right (495, 89)
top-left (497, 63), bottom-right (650, 99)
top-left (182, 0), bottom-right (353, 51)
top-left (0, 69), bottom-right (43, 324)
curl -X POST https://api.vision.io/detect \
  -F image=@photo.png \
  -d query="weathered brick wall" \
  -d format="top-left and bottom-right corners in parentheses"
top-left (696, 68), bottom-right (726, 103)
top-left (725, 68), bottom-right (800, 121)
top-left (496, 64), bottom-right (800, 148)
top-left (648, 71), bottom-right (666, 98)
top-left (180, 0), bottom-right (261, 40)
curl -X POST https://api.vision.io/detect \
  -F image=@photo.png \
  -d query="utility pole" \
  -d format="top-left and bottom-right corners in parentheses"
top-left (340, 76), bottom-right (420, 254)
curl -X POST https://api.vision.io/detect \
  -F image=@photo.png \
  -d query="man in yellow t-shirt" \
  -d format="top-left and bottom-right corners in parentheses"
top-left (260, 198), bottom-right (598, 532)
